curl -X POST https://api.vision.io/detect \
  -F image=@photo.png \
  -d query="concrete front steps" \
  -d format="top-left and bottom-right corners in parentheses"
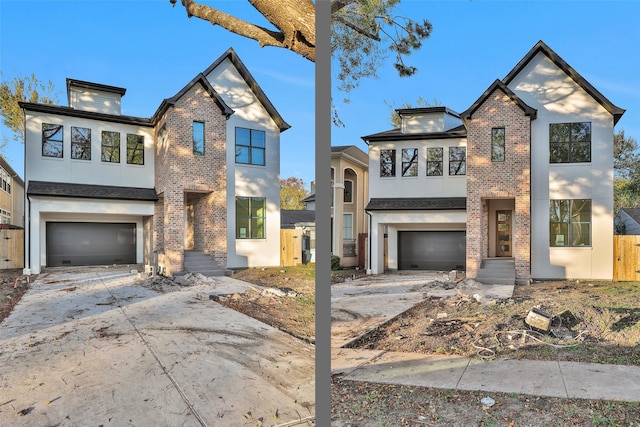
top-left (475, 258), bottom-right (515, 285)
top-left (179, 251), bottom-right (231, 277)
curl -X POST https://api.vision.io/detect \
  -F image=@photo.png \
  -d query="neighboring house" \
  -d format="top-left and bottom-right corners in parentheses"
top-left (281, 209), bottom-right (316, 265)
top-left (364, 41), bottom-right (624, 282)
top-left (0, 156), bottom-right (24, 227)
top-left (21, 48), bottom-right (289, 276)
top-left (331, 145), bottom-right (369, 268)
top-left (615, 208), bottom-right (640, 235)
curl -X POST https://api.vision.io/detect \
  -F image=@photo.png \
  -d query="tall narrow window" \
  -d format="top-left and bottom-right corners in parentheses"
top-left (193, 121), bottom-right (204, 155)
top-left (71, 126), bottom-right (91, 160)
top-left (343, 213), bottom-right (353, 239)
top-left (449, 147), bottom-right (466, 175)
top-left (549, 122), bottom-right (591, 163)
top-left (236, 197), bottom-right (266, 239)
top-left (235, 127), bottom-right (265, 165)
top-left (380, 149), bottom-right (396, 177)
top-left (402, 148), bottom-right (418, 176)
top-left (427, 147), bottom-right (443, 176)
top-left (550, 199), bottom-right (591, 247)
top-left (101, 131), bottom-right (120, 163)
top-left (42, 123), bottom-right (63, 158)
top-left (491, 128), bottom-right (505, 162)
top-left (127, 134), bottom-right (144, 165)
top-left (344, 180), bottom-right (353, 203)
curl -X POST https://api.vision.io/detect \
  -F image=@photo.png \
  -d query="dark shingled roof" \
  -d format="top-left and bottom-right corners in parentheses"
top-left (619, 208), bottom-right (640, 225)
top-left (27, 180), bottom-right (158, 201)
top-left (366, 197), bottom-right (466, 211)
top-left (461, 79), bottom-right (537, 121)
top-left (281, 209), bottom-right (315, 227)
top-left (362, 125), bottom-right (467, 143)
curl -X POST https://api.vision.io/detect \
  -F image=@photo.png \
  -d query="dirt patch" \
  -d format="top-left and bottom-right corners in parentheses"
top-left (331, 377), bottom-right (640, 426)
top-left (0, 269), bottom-right (32, 323)
top-left (348, 280), bottom-right (640, 365)
top-left (215, 265), bottom-right (315, 343)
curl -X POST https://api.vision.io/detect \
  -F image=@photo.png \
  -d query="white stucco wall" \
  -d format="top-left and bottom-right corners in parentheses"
top-left (23, 111), bottom-right (155, 188)
top-left (68, 87), bottom-right (122, 115)
top-left (206, 58), bottom-right (281, 268)
top-left (368, 138), bottom-right (467, 199)
top-left (26, 196), bottom-right (154, 274)
top-left (508, 52), bottom-right (615, 279)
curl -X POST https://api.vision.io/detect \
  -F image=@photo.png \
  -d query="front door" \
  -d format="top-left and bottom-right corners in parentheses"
top-left (496, 210), bottom-right (512, 257)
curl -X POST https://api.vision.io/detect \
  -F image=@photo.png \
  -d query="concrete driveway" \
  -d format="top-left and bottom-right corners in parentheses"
top-left (0, 267), bottom-right (314, 426)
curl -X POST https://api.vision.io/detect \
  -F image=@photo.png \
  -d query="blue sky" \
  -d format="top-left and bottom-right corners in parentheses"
top-left (0, 0), bottom-right (315, 188)
top-left (332, 1), bottom-right (640, 155)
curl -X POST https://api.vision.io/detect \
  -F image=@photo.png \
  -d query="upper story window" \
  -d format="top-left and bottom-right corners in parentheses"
top-left (492, 128), bottom-right (505, 162)
top-left (449, 147), bottom-right (466, 175)
top-left (193, 121), bottom-right (205, 156)
top-left (42, 123), bottom-right (63, 158)
top-left (236, 127), bottom-right (265, 166)
top-left (236, 196), bottom-right (266, 239)
top-left (550, 199), bottom-right (591, 247)
top-left (427, 147), bottom-right (443, 176)
top-left (550, 122), bottom-right (591, 163)
top-left (71, 127), bottom-right (91, 160)
top-left (101, 130), bottom-right (120, 163)
top-left (344, 180), bottom-right (353, 203)
top-left (127, 134), bottom-right (144, 165)
top-left (402, 148), bottom-right (418, 177)
top-left (380, 149), bottom-right (396, 177)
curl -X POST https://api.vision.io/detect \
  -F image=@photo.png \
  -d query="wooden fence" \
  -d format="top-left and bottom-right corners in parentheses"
top-left (281, 228), bottom-right (302, 267)
top-left (0, 228), bottom-right (24, 269)
top-left (614, 235), bottom-right (640, 281)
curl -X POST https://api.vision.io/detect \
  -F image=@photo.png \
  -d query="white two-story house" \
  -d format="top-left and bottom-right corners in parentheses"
top-left (364, 41), bottom-right (624, 283)
top-left (21, 48), bottom-right (289, 276)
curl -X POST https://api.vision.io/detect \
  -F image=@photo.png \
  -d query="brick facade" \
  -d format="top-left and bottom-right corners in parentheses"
top-left (466, 88), bottom-right (532, 281)
top-left (154, 82), bottom-right (228, 275)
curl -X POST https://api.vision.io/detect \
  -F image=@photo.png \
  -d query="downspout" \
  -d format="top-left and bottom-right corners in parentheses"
top-left (365, 210), bottom-right (372, 274)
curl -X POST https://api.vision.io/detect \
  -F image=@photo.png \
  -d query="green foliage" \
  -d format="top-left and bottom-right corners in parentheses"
top-left (331, 254), bottom-right (341, 270)
top-left (332, 0), bottom-right (432, 125)
top-left (384, 96), bottom-right (441, 128)
top-left (0, 73), bottom-right (59, 144)
top-left (614, 130), bottom-right (640, 213)
top-left (280, 177), bottom-right (311, 210)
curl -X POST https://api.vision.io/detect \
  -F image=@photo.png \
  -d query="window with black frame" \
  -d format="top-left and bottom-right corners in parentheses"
top-left (549, 122), bottom-right (591, 163)
top-left (235, 127), bottom-right (265, 165)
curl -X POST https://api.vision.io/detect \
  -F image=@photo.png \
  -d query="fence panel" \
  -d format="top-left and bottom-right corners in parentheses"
top-left (614, 235), bottom-right (640, 281)
top-left (0, 228), bottom-right (24, 269)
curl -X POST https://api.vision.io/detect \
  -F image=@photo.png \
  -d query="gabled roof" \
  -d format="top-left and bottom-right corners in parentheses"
top-left (503, 40), bottom-right (625, 125)
top-left (203, 47), bottom-right (291, 132)
top-left (366, 197), bottom-right (466, 211)
top-left (281, 209), bottom-right (315, 227)
top-left (618, 208), bottom-right (640, 225)
top-left (302, 193), bottom-right (315, 203)
top-left (151, 73), bottom-right (234, 123)
top-left (27, 180), bottom-right (158, 201)
top-left (331, 145), bottom-right (369, 166)
top-left (461, 79), bottom-right (537, 121)
top-left (362, 125), bottom-right (467, 144)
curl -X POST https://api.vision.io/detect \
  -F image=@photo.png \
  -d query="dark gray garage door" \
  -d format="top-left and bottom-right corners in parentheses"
top-left (398, 231), bottom-right (466, 270)
top-left (46, 222), bottom-right (136, 267)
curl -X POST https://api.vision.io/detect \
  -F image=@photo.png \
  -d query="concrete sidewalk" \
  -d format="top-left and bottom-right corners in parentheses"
top-left (0, 267), bottom-right (314, 426)
top-left (332, 348), bottom-right (640, 401)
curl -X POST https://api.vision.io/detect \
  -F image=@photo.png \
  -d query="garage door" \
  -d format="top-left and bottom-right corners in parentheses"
top-left (46, 222), bottom-right (136, 267)
top-left (398, 231), bottom-right (466, 270)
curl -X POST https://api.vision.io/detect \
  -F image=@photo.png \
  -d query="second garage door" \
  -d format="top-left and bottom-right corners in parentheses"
top-left (398, 231), bottom-right (466, 271)
top-left (46, 222), bottom-right (137, 267)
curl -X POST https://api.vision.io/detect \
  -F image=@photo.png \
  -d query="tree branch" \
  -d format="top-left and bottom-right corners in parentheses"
top-left (333, 15), bottom-right (381, 41)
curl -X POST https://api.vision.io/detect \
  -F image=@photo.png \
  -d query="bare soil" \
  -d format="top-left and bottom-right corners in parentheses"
top-left (0, 269), bottom-right (31, 323)
top-left (332, 279), bottom-right (640, 426)
top-left (347, 280), bottom-right (640, 365)
top-left (214, 264), bottom-right (316, 343)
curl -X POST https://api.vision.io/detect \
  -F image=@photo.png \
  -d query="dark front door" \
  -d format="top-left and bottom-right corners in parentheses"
top-left (496, 211), bottom-right (512, 257)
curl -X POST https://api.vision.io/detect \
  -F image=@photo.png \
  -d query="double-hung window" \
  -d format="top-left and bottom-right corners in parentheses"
top-left (71, 127), bottom-right (91, 160)
top-left (236, 197), bottom-right (266, 239)
top-left (402, 148), bottom-right (418, 177)
top-left (235, 128), bottom-right (265, 165)
top-left (449, 147), bottom-right (466, 175)
top-left (380, 149), bottom-right (396, 177)
top-left (549, 199), bottom-right (591, 247)
top-left (427, 147), bottom-right (443, 176)
top-left (101, 131), bottom-right (120, 163)
top-left (549, 122), bottom-right (591, 163)
top-left (42, 123), bottom-right (63, 158)
top-left (127, 134), bottom-right (144, 165)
